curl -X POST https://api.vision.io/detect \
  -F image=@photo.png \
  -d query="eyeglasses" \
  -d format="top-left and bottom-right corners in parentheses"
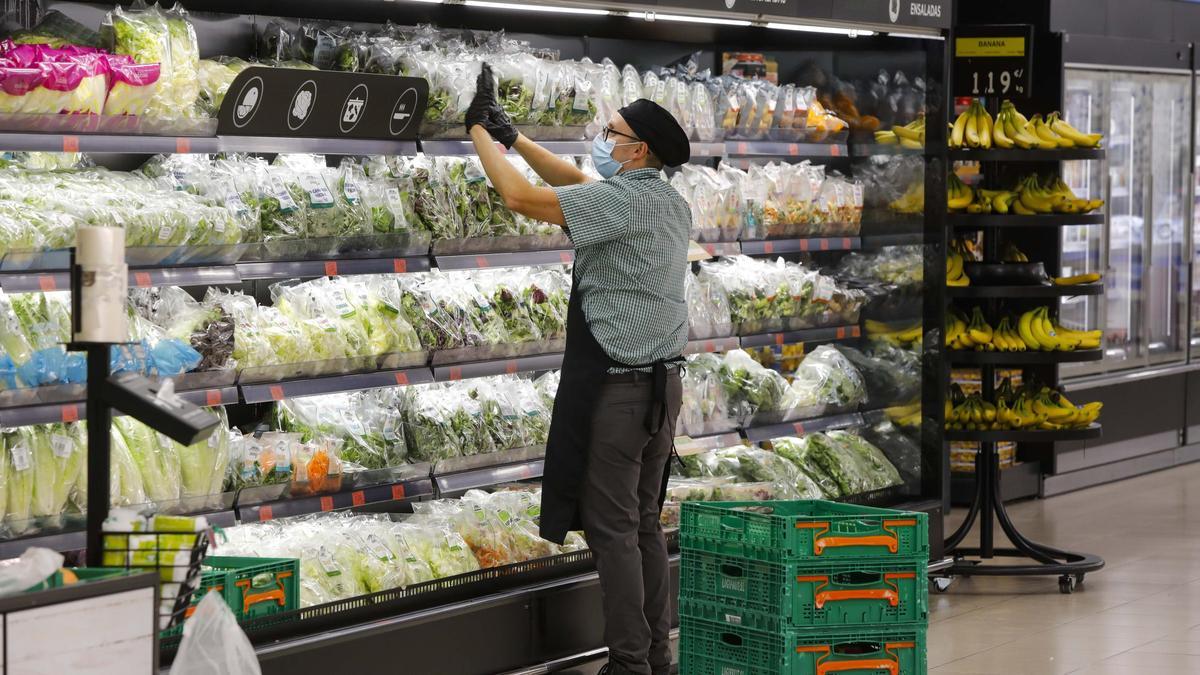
top-left (602, 126), bottom-right (641, 143)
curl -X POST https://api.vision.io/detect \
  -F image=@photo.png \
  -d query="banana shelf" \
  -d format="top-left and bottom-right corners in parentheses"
top-left (949, 98), bottom-right (1102, 150)
top-left (945, 380), bottom-right (1102, 433)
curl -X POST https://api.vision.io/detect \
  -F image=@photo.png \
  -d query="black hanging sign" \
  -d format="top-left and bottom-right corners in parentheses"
top-left (953, 25), bottom-right (1035, 98)
top-left (217, 67), bottom-right (428, 141)
top-left (832, 0), bottom-right (950, 30)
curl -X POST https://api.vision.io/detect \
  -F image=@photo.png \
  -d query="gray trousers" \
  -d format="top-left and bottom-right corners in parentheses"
top-left (580, 371), bottom-right (683, 675)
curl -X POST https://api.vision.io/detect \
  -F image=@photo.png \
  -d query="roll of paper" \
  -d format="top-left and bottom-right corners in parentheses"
top-left (74, 225), bottom-right (128, 344)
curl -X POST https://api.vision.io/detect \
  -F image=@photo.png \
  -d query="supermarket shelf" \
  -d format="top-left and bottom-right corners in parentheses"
top-left (434, 447), bottom-right (547, 495)
top-left (683, 336), bottom-right (741, 355)
top-left (674, 432), bottom-right (743, 456)
top-left (0, 529), bottom-right (87, 560)
top-left (434, 249), bottom-right (574, 271)
top-left (740, 236), bottom-right (860, 255)
top-left (724, 140), bottom-right (847, 157)
top-left (237, 256), bottom-right (428, 281)
top-left (860, 232), bottom-right (925, 248)
top-left (689, 142), bottom-right (727, 157)
top-left (948, 213), bottom-right (1105, 228)
top-left (0, 265), bottom-right (241, 293)
top-left (432, 352), bottom-right (564, 382)
top-left (236, 475), bottom-right (434, 524)
top-left (947, 349), bottom-right (1105, 365)
top-left (944, 424), bottom-right (1102, 443)
top-left (743, 411), bottom-right (864, 443)
top-left (221, 136), bottom-right (419, 156)
top-left (240, 366), bottom-right (434, 403)
top-left (738, 324), bottom-right (862, 348)
top-left (694, 241), bottom-right (742, 258)
top-left (419, 139), bottom-right (587, 156)
top-left (848, 143), bottom-right (927, 157)
top-left (948, 283), bottom-right (1104, 298)
top-left (0, 383), bottom-right (237, 428)
top-left (0, 131), bottom-right (221, 154)
top-left (951, 148), bottom-right (1107, 161)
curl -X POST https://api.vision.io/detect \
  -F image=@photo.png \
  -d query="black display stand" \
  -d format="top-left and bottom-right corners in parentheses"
top-left (940, 5), bottom-right (1105, 593)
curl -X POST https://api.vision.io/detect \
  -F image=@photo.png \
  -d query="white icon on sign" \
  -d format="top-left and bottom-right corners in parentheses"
top-left (390, 87), bottom-right (419, 136)
top-left (287, 80), bottom-right (318, 131)
top-left (889, 0), bottom-right (901, 22)
top-left (238, 87), bottom-right (259, 119)
top-left (232, 76), bottom-right (264, 128)
top-left (340, 84), bottom-right (370, 133)
top-left (725, 0), bottom-right (736, 8)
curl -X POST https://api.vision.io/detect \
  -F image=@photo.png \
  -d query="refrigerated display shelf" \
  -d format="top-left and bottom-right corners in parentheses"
top-left (947, 349), bottom-right (1105, 365)
top-left (952, 148), bottom-right (1107, 161)
top-left (674, 432), bottom-right (744, 456)
top-left (724, 141), bottom-right (848, 157)
top-left (0, 131), bottom-right (422, 156)
top-left (0, 265), bottom-right (242, 293)
top-left (948, 213), bottom-right (1106, 228)
top-left (418, 139), bottom-right (588, 156)
top-left (683, 336), bottom-right (742, 355)
top-left (432, 352), bottom-right (564, 382)
top-left (237, 476), bottom-right (435, 524)
top-left (860, 232), bottom-right (925, 248)
top-left (695, 241), bottom-right (742, 258)
top-left (742, 411), bottom-right (865, 443)
top-left (240, 366), bottom-right (435, 403)
top-left (848, 143), bottom-right (927, 157)
top-left (435, 458), bottom-right (546, 495)
top-left (739, 236), bottom-right (860, 255)
top-left (0, 385), bottom-right (238, 427)
top-left (948, 283), bottom-right (1104, 297)
top-left (944, 424), bottom-right (1102, 442)
top-left (434, 249), bottom-right (574, 271)
top-left (237, 256), bottom-right (429, 281)
top-left (738, 324), bottom-right (862, 348)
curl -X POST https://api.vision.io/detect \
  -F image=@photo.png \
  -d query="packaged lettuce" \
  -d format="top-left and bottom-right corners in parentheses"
top-left (826, 430), bottom-right (903, 491)
top-left (104, 57), bottom-right (160, 116)
top-left (5, 428), bottom-right (34, 533)
top-left (115, 416), bottom-right (181, 504)
top-left (177, 408), bottom-right (229, 500)
top-left (769, 436), bottom-right (842, 498)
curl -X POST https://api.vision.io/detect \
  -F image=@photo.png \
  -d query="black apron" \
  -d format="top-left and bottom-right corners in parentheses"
top-left (539, 274), bottom-right (680, 545)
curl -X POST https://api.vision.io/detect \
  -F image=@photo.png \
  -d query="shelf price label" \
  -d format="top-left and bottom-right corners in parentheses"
top-left (953, 25), bottom-right (1034, 99)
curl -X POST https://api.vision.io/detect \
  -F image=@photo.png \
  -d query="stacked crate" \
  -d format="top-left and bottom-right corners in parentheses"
top-left (679, 501), bottom-right (930, 675)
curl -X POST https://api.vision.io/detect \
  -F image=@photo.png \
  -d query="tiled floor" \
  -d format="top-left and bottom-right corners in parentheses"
top-left (543, 462), bottom-right (1200, 675)
top-left (930, 461), bottom-right (1200, 674)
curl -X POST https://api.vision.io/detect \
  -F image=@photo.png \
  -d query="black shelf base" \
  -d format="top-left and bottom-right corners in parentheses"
top-left (940, 444), bottom-right (1104, 594)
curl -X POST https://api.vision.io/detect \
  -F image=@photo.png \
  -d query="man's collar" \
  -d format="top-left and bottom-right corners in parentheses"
top-left (616, 167), bottom-right (661, 180)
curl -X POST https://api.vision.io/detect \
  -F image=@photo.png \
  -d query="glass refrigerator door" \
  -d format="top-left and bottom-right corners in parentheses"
top-left (1061, 70), bottom-right (1109, 378)
top-left (1193, 75), bottom-right (1200, 357)
top-left (1145, 73), bottom-right (1191, 365)
top-left (1101, 72), bottom-right (1152, 371)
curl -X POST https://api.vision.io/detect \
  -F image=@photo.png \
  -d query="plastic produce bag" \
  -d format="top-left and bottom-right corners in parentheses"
top-left (169, 593), bottom-right (262, 675)
top-left (0, 547), bottom-right (63, 597)
top-left (790, 345), bottom-right (866, 412)
top-left (719, 349), bottom-right (799, 422)
top-left (769, 436), bottom-right (842, 498)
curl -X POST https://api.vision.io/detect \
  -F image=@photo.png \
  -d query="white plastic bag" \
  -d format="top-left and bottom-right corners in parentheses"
top-left (0, 547), bottom-right (63, 597)
top-left (170, 592), bottom-right (262, 675)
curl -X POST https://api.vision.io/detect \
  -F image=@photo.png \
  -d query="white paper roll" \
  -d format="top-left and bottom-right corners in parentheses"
top-left (74, 225), bottom-right (128, 343)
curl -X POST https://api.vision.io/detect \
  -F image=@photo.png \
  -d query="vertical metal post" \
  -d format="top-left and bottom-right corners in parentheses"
top-left (84, 343), bottom-right (111, 567)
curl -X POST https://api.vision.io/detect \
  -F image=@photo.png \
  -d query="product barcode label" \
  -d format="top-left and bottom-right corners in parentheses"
top-left (10, 444), bottom-right (30, 472)
top-left (573, 78), bottom-right (593, 112)
top-left (51, 434), bottom-right (74, 458)
top-left (342, 180), bottom-right (361, 204)
top-left (300, 173), bottom-right (334, 207)
top-left (268, 175), bottom-right (298, 212)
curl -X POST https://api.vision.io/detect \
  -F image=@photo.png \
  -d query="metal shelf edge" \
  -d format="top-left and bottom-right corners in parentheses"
top-left (743, 411), bottom-right (865, 443)
top-left (240, 366), bottom-right (435, 403)
top-left (738, 324), bottom-right (862, 348)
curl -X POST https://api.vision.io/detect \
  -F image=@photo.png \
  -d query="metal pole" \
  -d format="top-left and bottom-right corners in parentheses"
top-left (84, 343), bottom-right (112, 567)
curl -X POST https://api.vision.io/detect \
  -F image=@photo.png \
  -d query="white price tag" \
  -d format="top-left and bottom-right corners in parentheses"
top-left (51, 434), bottom-right (74, 458)
top-left (10, 444), bottom-right (30, 472)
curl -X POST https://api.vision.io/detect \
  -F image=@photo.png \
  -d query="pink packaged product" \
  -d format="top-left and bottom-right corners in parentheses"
top-left (0, 40), bottom-right (158, 116)
top-left (0, 66), bottom-right (44, 113)
top-left (104, 57), bottom-right (160, 116)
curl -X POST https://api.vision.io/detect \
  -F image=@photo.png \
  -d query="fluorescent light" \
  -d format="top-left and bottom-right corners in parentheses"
top-left (627, 11), bottom-right (753, 27)
top-left (463, 1), bottom-right (607, 14)
top-left (765, 21), bottom-right (875, 37)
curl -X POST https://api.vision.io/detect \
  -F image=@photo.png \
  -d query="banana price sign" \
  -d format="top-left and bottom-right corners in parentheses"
top-left (953, 25), bottom-right (1034, 99)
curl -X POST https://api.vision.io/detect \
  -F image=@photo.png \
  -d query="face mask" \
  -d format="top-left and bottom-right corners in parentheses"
top-left (591, 133), bottom-right (639, 179)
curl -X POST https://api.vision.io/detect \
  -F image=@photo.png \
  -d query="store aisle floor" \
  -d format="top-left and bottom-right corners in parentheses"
top-left (931, 461), bottom-right (1200, 674)
top-left (539, 462), bottom-right (1200, 675)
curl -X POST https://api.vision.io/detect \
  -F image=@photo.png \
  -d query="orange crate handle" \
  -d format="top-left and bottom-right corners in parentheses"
top-left (814, 534), bottom-right (899, 554)
top-left (817, 658), bottom-right (898, 675)
top-left (814, 588), bottom-right (899, 608)
top-left (235, 571), bottom-right (293, 613)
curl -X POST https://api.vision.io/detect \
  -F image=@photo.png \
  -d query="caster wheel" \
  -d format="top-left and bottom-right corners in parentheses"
top-left (932, 576), bottom-right (954, 593)
top-left (1075, 573), bottom-right (1086, 589)
top-left (1059, 575), bottom-right (1076, 594)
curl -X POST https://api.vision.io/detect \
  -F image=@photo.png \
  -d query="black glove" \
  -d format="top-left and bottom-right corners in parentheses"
top-left (484, 107), bottom-right (519, 149)
top-left (465, 63), bottom-right (499, 134)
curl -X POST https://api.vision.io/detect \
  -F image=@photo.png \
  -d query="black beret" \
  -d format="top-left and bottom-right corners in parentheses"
top-left (619, 98), bottom-right (691, 167)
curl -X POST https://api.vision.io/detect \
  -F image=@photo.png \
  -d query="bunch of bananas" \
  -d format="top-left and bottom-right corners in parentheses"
top-left (947, 173), bottom-right (1104, 215)
top-left (949, 99), bottom-right (1103, 150)
top-left (946, 306), bottom-right (1102, 352)
top-left (1002, 242), bottom-right (1029, 263)
top-left (876, 115), bottom-right (925, 148)
top-left (945, 381), bottom-right (1102, 431)
top-left (1053, 272), bottom-right (1102, 286)
top-left (946, 239), bottom-right (971, 287)
top-left (948, 99), bottom-right (993, 149)
top-left (885, 401), bottom-right (922, 428)
top-left (889, 180), bottom-right (924, 214)
top-left (865, 319), bottom-right (922, 345)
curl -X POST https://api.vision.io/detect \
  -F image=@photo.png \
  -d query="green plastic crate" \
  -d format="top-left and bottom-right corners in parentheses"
top-left (25, 567), bottom-right (131, 593)
top-left (681, 501), bottom-right (929, 565)
top-left (203, 556), bottom-right (299, 622)
top-left (680, 551), bottom-right (928, 630)
top-left (679, 616), bottom-right (927, 675)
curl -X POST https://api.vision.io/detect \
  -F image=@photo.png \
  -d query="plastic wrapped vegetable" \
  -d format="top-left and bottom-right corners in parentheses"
top-left (104, 57), bottom-right (160, 116)
top-left (769, 436), bottom-right (842, 498)
top-left (4, 428), bottom-right (35, 532)
top-left (790, 345), bottom-right (867, 412)
top-left (827, 430), bottom-right (903, 491)
top-left (116, 416), bottom-right (181, 504)
top-left (176, 410), bottom-right (229, 500)
top-left (719, 349), bottom-right (799, 422)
